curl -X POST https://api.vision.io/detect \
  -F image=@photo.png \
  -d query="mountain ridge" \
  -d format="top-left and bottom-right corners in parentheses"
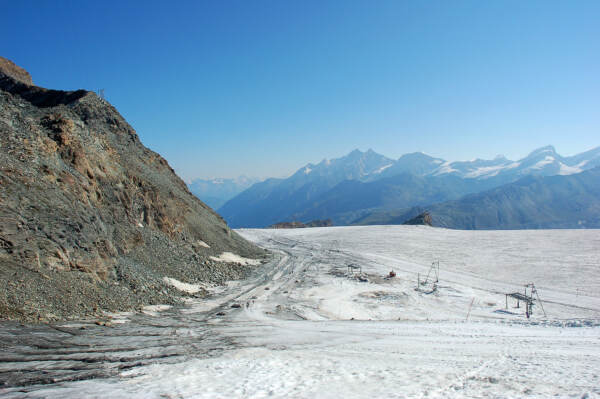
top-left (188, 176), bottom-right (261, 210)
top-left (219, 146), bottom-right (600, 228)
top-left (0, 57), bottom-right (265, 322)
top-left (355, 167), bottom-right (600, 229)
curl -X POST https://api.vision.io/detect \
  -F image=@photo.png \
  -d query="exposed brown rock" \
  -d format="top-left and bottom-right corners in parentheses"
top-left (0, 58), bottom-right (267, 322)
top-left (402, 211), bottom-right (433, 226)
top-left (0, 56), bottom-right (33, 85)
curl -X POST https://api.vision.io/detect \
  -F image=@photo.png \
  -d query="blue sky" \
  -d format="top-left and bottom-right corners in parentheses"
top-left (2, 1), bottom-right (599, 180)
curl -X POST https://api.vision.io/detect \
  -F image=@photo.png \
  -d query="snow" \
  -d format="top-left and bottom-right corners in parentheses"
top-left (196, 240), bottom-right (210, 248)
top-left (142, 305), bottom-right (172, 312)
top-left (372, 163), bottom-right (393, 174)
top-left (163, 277), bottom-right (202, 294)
top-left (100, 311), bottom-right (133, 325)
top-left (432, 161), bottom-right (458, 175)
top-left (464, 161), bottom-right (521, 178)
top-left (209, 251), bottom-right (260, 266)
top-left (7, 226), bottom-right (599, 398)
top-left (236, 226), bottom-right (600, 321)
top-left (141, 304), bottom-right (172, 316)
top-left (559, 160), bottom-right (588, 175)
top-left (530, 155), bottom-right (556, 170)
top-left (304, 166), bottom-right (312, 174)
top-left (464, 164), bottom-right (507, 178)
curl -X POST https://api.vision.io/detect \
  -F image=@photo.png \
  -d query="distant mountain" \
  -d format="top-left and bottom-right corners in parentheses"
top-left (219, 146), bottom-right (600, 228)
top-left (286, 173), bottom-right (498, 225)
top-left (428, 145), bottom-right (600, 181)
top-left (188, 176), bottom-right (261, 210)
top-left (374, 152), bottom-right (445, 179)
top-left (356, 167), bottom-right (600, 229)
top-left (219, 149), bottom-right (394, 227)
top-left (289, 148), bottom-right (395, 183)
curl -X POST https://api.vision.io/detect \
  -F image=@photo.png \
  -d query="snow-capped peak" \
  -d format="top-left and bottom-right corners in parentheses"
top-left (526, 145), bottom-right (557, 158)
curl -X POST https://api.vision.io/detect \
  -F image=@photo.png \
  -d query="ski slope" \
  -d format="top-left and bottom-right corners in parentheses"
top-left (3, 226), bottom-right (599, 398)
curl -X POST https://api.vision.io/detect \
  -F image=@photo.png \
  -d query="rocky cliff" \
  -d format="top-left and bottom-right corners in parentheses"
top-left (0, 57), bottom-right (267, 322)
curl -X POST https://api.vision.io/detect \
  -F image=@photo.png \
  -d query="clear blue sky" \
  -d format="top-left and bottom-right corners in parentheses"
top-left (2, 1), bottom-right (599, 180)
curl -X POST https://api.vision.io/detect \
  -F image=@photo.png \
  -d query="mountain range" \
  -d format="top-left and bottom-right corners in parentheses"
top-left (355, 167), bottom-right (600, 229)
top-left (219, 146), bottom-right (600, 229)
top-left (188, 176), bottom-right (261, 210)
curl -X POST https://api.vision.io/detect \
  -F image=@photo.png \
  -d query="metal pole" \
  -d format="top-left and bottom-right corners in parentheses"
top-left (534, 285), bottom-right (547, 317)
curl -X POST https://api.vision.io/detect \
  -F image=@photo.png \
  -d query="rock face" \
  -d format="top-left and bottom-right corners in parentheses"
top-left (0, 56), bottom-right (33, 85)
top-left (0, 58), bottom-right (266, 322)
top-left (402, 212), bottom-right (433, 226)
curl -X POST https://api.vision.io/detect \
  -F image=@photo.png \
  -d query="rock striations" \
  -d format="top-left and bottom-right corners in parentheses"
top-left (0, 57), bottom-right (266, 322)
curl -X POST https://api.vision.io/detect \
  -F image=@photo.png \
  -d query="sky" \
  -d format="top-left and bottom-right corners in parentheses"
top-left (1, 1), bottom-right (599, 181)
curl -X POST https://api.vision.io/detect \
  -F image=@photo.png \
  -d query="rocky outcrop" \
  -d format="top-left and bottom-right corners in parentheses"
top-left (402, 212), bottom-right (433, 226)
top-left (0, 58), bottom-right (267, 322)
top-left (305, 219), bottom-right (333, 227)
top-left (269, 221), bottom-right (307, 229)
top-left (0, 56), bottom-right (33, 85)
top-left (269, 219), bottom-right (333, 229)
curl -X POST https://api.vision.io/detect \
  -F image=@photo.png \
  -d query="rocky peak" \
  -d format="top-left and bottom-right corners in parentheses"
top-left (0, 56), bottom-right (33, 85)
top-left (526, 145), bottom-right (557, 158)
top-left (0, 58), bottom-right (265, 322)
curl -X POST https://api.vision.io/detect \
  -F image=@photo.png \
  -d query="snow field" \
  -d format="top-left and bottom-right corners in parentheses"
top-left (6, 226), bottom-right (599, 398)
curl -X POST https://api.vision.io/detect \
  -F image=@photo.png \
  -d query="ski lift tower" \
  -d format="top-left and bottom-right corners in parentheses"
top-left (416, 261), bottom-right (440, 293)
top-left (505, 282), bottom-right (546, 318)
